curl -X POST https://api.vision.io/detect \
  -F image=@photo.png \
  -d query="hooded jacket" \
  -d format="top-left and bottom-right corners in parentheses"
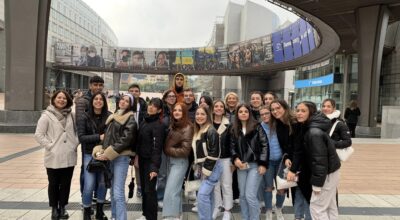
top-left (326, 110), bottom-right (352, 149)
top-left (302, 112), bottom-right (341, 188)
top-left (172, 73), bottom-right (186, 103)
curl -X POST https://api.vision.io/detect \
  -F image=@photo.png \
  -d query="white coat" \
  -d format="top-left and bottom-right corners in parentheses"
top-left (35, 110), bottom-right (79, 169)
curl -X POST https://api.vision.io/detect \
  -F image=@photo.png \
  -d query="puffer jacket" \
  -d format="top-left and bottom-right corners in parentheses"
top-left (193, 125), bottom-right (220, 176)
top-left (214, 117), bottom-right (231, 159)
top-left (136, 114), bottom-right (166, 173)
top-left (165, 123), bottom-right (193, 158)
top-left (326, 110), bottom-right (352, 149)
top-left (77, 111), bottom-right (111, 154)
top-left (230, 123), bottom-right (269, 168)
top-left (303, 112), bottom-right (341, 188)
top-left (92, 111), bottom-right (137, 160)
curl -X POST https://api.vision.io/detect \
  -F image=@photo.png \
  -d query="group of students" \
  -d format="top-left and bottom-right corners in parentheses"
top-left (34, 72), bottom-right (353, 220)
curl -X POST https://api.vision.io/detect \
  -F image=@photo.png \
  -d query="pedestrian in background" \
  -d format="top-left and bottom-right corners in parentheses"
top-left (35, 90), bottom-right (79, 220)
top-left (344, 100), bottom-right (361, 138)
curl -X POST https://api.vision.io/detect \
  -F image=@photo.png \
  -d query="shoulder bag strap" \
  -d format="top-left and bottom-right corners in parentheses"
top-left (329, 121), bottom-right (340, 137)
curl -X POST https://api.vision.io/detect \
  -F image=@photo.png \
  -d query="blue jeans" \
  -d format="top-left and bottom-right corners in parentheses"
top-left (294, 187), bottom-right (311, 220)
top-left (263, 159), bottom-right (285, 210)
top-left (157, 151), bottom-right (168, 201)
top-left (237, 162), bottom-right (263, 220)
top-left (198, 160), bottom-right (223, 220)
top-left (82, 154), bottom-right (107, 207)
top-left (162, 157), bottom-right (188, 218)
top-left (110, 155), bottom-right (130, 220)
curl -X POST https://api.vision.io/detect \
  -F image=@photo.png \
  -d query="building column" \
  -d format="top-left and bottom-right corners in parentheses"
top-left (112, 72), bottom-right (121, 95)
top-left (4, 0), bottom-right (50, 111)
top-left (356, 5), bottom-right (389, 127)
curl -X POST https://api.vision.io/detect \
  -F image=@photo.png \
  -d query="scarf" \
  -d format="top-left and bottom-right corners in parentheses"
top-left (46, 105), bottom-right (72, 128)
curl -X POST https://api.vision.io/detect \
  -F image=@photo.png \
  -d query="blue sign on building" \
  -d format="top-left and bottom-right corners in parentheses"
top-left (295, 73), bottom-right (334, 89)
top-left (272, 32), bottom-right (284, 63)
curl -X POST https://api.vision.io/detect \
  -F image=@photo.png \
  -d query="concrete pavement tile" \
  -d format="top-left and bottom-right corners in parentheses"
top-left (0, 209), bottom-right (29, 220)
top-left (357, 194), bottom-right (396, 207)
top-left (22, 188), bottom-right (48, 202)
top-left (0, 189), bottom-right (20, 200)
top-left (5, 189), bottom-right (42, 202)
top-left (17, 210), bottom-right (50, 220)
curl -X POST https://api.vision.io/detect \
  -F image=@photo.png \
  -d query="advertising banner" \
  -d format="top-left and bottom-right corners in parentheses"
top-left (272, 32), bottom-right (284, 63)
top-left (282, 27), bottom-right (293, 61)
top-left (291, 21), bottom-right (302, 59)
top-left (307, 22), bottom-right (316, 50)
top-left (261, 35), bottom-right (273, 65)
top-left (300, 19), bottom-right (310, 55)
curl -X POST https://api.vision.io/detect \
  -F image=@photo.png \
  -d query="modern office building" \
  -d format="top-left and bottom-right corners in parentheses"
top-left (221, 0), bottom-right (283, 101)
top-left (294, 20), bottom-right (400, 126)
top-left (45, 0), bottom-right (118, 92)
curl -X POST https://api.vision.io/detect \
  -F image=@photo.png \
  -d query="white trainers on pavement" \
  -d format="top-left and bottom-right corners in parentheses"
top-left (191, 205), bottom-right (198, 212)
top-left (222, 211), bottom-right (231, 220)
top-left (158, 201), bottom-right (163, 208)
top-left (212, 208), bottom-right (223, 219)
top-left (275, 207), bottom-right (285, 220)
top-left (265, 210), bottom-right (273, 220)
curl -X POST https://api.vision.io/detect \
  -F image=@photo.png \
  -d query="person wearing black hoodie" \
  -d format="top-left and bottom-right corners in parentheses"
top-left (136, 98), bottom-right (166, 220)
top-left (288, 101), bottom-right (341, 220)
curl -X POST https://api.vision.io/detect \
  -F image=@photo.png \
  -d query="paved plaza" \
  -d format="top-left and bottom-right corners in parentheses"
top-left (0, 133), bottom-right (400, 219)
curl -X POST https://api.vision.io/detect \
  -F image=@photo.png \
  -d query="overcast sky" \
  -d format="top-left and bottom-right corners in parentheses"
top-left (82, 0), bottom-right (298, 48)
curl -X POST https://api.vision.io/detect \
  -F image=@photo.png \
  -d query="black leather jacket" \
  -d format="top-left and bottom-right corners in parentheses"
top-left (77, 111), bottom-right (110, 154)
top-left (193, 126), bottom-right (220, 176)
top-left (214, 117), bottom-right (231, 159)
top-left (103, 112), bottom-right (137, 155)
top-left (230, 123), bottom-right (269, 168)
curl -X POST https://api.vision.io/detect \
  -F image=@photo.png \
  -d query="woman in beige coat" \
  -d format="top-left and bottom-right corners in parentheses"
top-left (35, 90), bottom-right (79, 220)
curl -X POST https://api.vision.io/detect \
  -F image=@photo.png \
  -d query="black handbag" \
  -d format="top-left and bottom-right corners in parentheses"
top-left (86, 159), bottom-right (108, 173)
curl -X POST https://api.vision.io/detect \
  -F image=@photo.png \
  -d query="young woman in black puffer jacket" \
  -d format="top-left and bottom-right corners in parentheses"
top-left (136, 98), bottom-right (166, 220)
top-left (289, 101), bottom-right (341, 220)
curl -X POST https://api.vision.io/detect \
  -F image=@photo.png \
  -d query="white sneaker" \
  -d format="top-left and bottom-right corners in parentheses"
top-left (260, 201), bottom-right (265, 207)
top-left (191, 206), bottom-right (198, 212)
top-left (212, 208), bottom-right (223, 219)
top-left (233, 199), bottom-right (240, 204)
top-left (265, 210), bottom-right (273, 220)
top-left (136, 216), bottom-right (146, 220)
top-left (158, 201), bottom-right (163, 208)
top-left (222, 211), bottom-right (231, 220)
top-left (275, 207), bottom-right (284, 220)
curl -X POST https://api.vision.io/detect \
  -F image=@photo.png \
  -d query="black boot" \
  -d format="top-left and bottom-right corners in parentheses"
top-left (51, 207), bottom-right (59, 220)
top-left (59, 206), bottom-right (69, 219)
top-left (95, 203), bottom-right (108, 220)
top-left (83, 207), bottom-right (92, 220)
